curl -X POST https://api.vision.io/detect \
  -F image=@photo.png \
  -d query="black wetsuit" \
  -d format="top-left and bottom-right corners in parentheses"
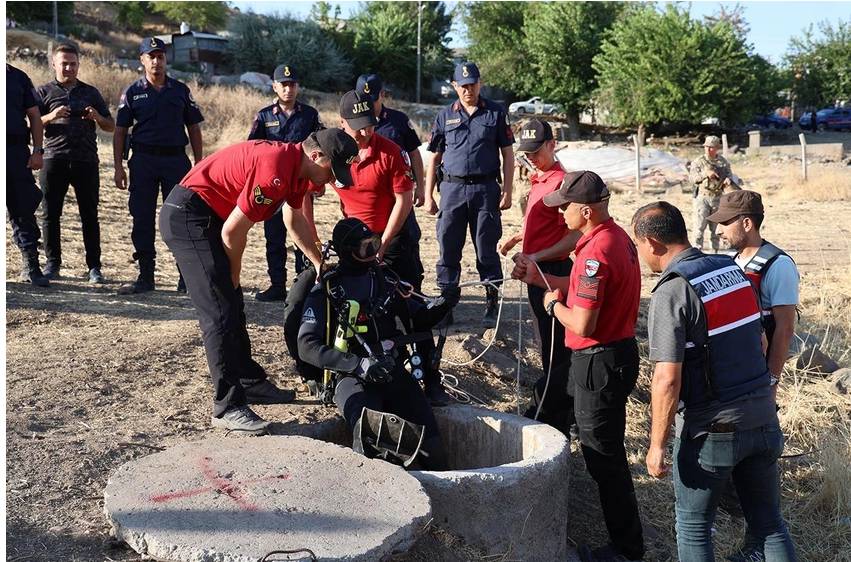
top-left (297, 263), bottom-right (450, 469)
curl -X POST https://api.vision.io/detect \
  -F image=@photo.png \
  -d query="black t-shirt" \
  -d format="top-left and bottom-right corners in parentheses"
top-left (37, 79), bottom-right (112, 162)
top-left (6, 64), bottom-right (39, 138)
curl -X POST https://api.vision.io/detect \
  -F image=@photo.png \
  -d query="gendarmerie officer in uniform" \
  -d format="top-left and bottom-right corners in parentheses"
top-left (160, 129), bottom-right (359, 433)
top-left (248, 63), bottom-right (322, 302)
top-left (424, 61), bottom-right (515, 326)
top-left (633, 201), bottom-right (797, 561)
top-left (114, 37), bottom-right (204, 295)
top-left (37, 43), bottom-right (115, 283)
top-left (6, 63), bottom-right (49, 287)
top-left (298, 217), bottom-right (458, 469)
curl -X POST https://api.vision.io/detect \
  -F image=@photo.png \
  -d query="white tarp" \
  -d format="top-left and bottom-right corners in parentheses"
top-left (555, 145), bottom-right (689, 187)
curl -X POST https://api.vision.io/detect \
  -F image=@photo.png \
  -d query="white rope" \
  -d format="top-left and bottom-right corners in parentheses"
top-left (531, 261), bottom-right (556, 422)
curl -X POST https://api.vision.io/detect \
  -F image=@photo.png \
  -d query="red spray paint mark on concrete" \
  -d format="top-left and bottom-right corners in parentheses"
top-left (149, 456), bottom-right (291, 512)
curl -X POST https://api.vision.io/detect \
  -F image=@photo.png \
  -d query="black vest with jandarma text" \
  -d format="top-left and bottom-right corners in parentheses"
top-left (659, 253), bottom-right (771, 409)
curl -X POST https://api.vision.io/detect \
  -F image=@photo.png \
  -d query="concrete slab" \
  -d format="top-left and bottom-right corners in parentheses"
top-left (104, 436), bottom-right (431, 562)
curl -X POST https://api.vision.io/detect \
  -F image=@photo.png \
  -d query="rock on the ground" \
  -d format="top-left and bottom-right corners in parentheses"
top-left (460, 335), bottom-right (518, 379)
top-left (104, 435), bottom-right (431, 562)
top-left (828, 368), bottom-right (851, 395)
top-left (794, 344), bottom-right (840, 374)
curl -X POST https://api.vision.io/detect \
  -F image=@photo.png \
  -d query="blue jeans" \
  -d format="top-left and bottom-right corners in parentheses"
top-left (673, 423), bottom-right (797, 562)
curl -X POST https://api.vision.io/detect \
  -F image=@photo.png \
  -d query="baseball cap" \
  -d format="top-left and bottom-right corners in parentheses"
top-left (355, 73), bottom-right (383, 102)
top-left (517, 120), bottom-right (553, 153)
top-left (273, 64), bottom-right (299, 83)
top-left (140, 37), bottom-right (166, 55)
top-left (339, 90), bottom-right (378, 131)
top-left (703, 135), bottom-right (722, 148)
top-left (314, 128), bottom-right (359, 188)
top-left (543, 171), bottom-right (610, 207)
top-left (453, 62), bottom-right (480, 86)
top-left (706, 190), bottom-right (764, 224)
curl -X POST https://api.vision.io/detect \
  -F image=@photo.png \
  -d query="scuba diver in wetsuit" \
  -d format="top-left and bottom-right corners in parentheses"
top-left (297, 218), bottom-right (458, 469)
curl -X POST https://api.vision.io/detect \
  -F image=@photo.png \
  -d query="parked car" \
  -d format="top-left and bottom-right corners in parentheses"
top-left (799, 108), bottom-right (851, 131)
top-left (748, 114), bottom-right (792, 129)
top-left (508, 97), bottom-right (560, 115)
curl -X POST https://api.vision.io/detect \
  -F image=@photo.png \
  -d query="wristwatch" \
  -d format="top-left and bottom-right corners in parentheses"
top-left (769, 375), bottom-right (779, 387)
top-left (546, 299), bottom-right (559, 317)
top-left (32, 146), bottom-right (45, 154)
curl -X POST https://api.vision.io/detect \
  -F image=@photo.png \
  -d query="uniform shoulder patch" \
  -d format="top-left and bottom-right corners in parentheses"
top-left (584, 258), bottom-right (600, 277)
top-left (253, 185), bottom-right (273, 205)
top-left (577, 275), bottom-right (600, 301)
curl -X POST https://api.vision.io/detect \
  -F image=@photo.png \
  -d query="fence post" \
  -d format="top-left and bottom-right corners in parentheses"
top-left (722, 133), bottom-right (729, 158)
top-left (798, 133), bottom-right (808, 181)
top-left (633, 133), bottom-right (641, 193)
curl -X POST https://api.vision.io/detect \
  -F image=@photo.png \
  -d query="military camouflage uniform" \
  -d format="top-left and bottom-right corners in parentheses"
top-left (690, 153), bottom-right (738, 250)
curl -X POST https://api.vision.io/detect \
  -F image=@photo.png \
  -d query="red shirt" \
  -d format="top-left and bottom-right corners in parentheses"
top-left (333, 133), bottom-right (413, 234)
top-left (522, 162), bottom-right (570, 258)
top-left (564, 218), bottom-right (640, 350)
top-left (181, 141), bottom-right (310, 222)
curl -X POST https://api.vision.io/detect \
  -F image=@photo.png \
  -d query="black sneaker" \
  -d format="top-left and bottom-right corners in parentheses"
top-left (578, 544), bottom-right (642, 562)
top-left (211, 406), bottom-right (270, 433)
top-left (117, 277), bottom-right (155, 295)
top-left (43, 261), bottom-right (60, 280)
top-left (483, 287), bottom-right (499, 328)
top-left (244, 380), bottom-right (296, 405)
top-left (424, 382), bottom-right (452, 407)
top-left (255, 284), bottom-right (286, 302)
top-left (88, 267), bottom-right (105, 284)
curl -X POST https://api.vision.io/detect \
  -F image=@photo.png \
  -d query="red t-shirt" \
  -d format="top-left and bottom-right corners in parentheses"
top-left (564, 218), bottom-right (641, 350)
top-left (522, 162), bottom-right (570, 258)
top-left (181, 141), bottom-right (310, 222)
top-left (333, 133), bottom-right (413, 234)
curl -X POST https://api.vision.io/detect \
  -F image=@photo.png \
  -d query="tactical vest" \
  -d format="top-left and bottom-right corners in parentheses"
top-left (726, 241), bottom-right (791, 345)
top-left (660, 253), bottom-right (770, 409)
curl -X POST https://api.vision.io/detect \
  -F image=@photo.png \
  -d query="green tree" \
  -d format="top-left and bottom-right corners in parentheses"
top-left (786, 19), bottom-right (851, 108)
top-left (464, 2), bottom-right (530, 90)
top-left (522, 2), bottom-right (623, 137)
top-left (150, 1), bottom-right (228, 31)
top-left (350, 1), bottom-right (453, 97)
top-left (593, 5), bottom-right (772, 132)
top-left (115, 1), bottom-right (147, 31)
top-left (6, 1), bottom-right (75, 28)
top-left (227, 12), bottom-right (352, 91)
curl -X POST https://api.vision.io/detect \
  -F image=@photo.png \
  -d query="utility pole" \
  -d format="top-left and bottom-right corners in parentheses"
top-left (52, 1), bottom-right (58, 38)
top-left (416, 0), bottom-right (422, 103)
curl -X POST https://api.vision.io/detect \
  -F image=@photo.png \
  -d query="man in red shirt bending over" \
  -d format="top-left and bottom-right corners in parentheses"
top-left (512, 171), bottom-right (645, 562)
top-left (160, 129), bottom-right (359, 433)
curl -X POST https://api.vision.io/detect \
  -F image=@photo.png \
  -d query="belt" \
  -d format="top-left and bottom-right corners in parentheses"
top-left (7, 133), bottom-right (30, 145)
top-left (132, 143), bottom-right (186, 157)
top-left (443, 172), bottom-right (499, 185)
top-left (573, 337), bottom-right (635, 357)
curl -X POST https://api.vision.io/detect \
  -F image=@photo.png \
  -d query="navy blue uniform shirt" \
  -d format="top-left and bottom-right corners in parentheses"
top-left (37, 79), bottom-right (111, 162)
top-left (426, 97), bottom-right (514, 177)
top-left (7, 64), bottom-right (39, 138)
top-left (247, 101), bottom-right (321, 143)
top-left (376, 106), bottom-right (420, 153)
top-left (116, 76), bottom-right (204, 147)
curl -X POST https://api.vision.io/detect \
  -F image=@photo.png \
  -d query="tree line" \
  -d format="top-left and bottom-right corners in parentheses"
top-left (8, 1), bottom-right (848, 131)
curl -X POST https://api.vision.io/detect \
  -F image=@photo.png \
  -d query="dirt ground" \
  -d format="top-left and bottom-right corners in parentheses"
top-left (5, 134), bottom-right (851, 561)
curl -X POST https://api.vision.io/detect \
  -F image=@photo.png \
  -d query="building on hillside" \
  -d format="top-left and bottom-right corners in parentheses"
top-left (154, 25), bottom-right (228, 75)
